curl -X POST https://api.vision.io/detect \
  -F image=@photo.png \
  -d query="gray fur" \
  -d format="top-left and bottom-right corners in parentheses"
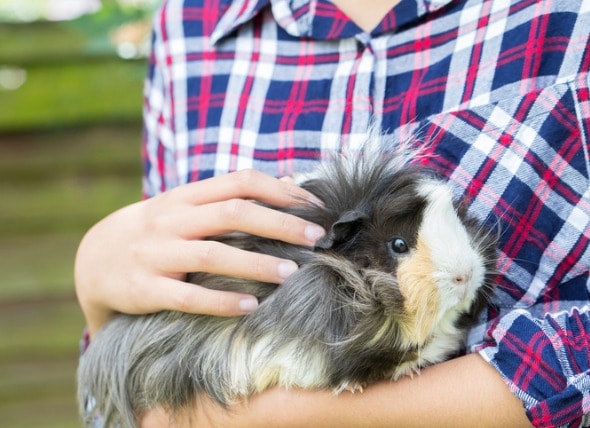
top-left (77, 145), bottom-right (497, 427)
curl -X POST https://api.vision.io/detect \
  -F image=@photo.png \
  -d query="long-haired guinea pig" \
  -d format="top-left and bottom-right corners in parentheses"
top-left (77, 140), bottom-right (497, 427)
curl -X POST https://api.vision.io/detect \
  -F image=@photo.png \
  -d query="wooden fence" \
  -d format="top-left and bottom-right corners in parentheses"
top-left (0, 20), bottom-right (145, 427)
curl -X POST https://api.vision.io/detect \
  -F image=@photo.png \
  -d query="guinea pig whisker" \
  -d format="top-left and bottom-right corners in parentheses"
top-left (477, 284), bottom-right (495, 304)
top-left (470, 217), bottom-right (500, 250)
top-left (501, 255), bottom-right (538, 267)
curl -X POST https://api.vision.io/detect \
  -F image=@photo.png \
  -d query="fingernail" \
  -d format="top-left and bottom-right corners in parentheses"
top-left (278, 260), bottom-right (299, 279)
top-left (239, 297), bottom-right (259, 313)
top-left (305, 224), bottom-right (326, 244)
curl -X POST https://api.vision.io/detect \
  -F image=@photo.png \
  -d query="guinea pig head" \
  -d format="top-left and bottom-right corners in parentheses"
top-left (312, 170), bottom-right (495, 351)
top-left (392, 178), bottom-right (494, 346)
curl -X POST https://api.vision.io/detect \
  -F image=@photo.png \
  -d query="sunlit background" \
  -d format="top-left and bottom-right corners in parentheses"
top-left (0, 1), bottom-right (159, 426)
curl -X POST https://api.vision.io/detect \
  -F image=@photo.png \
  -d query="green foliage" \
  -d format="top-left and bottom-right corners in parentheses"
top-left (0, 22), bottom-right (89, 63)
top-left (0, 59), bottom-right (145, 131)
top-left (66, 0), bottom-right (155, 53)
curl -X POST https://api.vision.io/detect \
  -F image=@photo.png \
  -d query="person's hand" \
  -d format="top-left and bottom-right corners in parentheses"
top-left (75, 169), bottom-right (326, 336)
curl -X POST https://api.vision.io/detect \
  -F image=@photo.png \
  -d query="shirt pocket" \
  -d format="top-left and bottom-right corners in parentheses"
top-left (407, 76), bottom-right (590, 309)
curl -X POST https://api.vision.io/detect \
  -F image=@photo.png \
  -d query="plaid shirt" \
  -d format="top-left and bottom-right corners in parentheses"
top-left (143, 0), bottom-right (590, 426)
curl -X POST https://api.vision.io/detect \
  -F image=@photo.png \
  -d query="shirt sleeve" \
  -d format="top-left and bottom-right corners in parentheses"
top-left (478, 306), bottom-right (590, 428)
top-left (141, 4), bottom-right (178, 198)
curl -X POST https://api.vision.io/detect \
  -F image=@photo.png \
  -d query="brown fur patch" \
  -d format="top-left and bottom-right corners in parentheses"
top-left (396, 237), bottom-right (440, 345)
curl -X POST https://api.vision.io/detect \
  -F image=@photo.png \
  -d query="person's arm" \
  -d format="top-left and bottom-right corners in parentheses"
top-left (140, 306), bottom-right (590, 427)
top-left (75, 169), bottom-right (326, 336)
top-left (140, 353), bottom-right (531, 427)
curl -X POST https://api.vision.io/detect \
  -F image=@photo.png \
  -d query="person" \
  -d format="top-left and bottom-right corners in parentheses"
top-left (75, 0), bottom-right (590, 426)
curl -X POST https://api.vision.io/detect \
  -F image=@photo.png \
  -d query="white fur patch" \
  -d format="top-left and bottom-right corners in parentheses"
top-left (417, 179), bottom-right (487, 317)
top-left (242, 336), bottom-right (328, 393)
top-left (404, 179), bottom-right (487, 367)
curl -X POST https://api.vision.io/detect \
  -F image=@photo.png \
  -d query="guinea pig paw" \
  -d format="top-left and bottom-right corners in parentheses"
top-left (406, 367), bottom-right (422, 379)
top-left (333, 381), bottom-right (366, 394)
top-left (393, 363), bottom-right (422, 380)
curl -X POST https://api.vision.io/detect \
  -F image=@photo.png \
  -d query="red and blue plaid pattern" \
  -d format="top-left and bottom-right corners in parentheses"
top-left (143, 0), bottom-right (590, 425)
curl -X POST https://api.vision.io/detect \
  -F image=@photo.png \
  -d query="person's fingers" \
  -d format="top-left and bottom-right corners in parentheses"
top-left (76, 170), bottom-right (327, 330)
top-left (154, 240), bottom-right (299, 284)
top-left (172, 169), bottom-right (322, 208)
top-left (176, 199), bottom-right (326, 246)
top-left (149, 276), bottom-right (260, 316)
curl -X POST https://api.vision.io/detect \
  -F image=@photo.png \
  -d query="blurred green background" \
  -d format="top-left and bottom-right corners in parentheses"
top-left (0, 1), bottom-right (158, 426)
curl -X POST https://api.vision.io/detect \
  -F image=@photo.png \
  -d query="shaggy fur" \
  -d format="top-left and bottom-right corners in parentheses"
top-left (78, 145), bottom-right (497, 427)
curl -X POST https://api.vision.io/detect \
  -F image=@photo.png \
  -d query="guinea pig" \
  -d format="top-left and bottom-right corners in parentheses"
top-left (77, 140), bottom-right (498, 427)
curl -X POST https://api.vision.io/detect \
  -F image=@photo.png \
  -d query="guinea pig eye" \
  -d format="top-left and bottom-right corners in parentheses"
top-left (388, 237), bottom-right (409, 255)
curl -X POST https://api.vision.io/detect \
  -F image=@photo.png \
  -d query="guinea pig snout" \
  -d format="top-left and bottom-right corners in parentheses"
top-left (438, 254), bottom-right (485, 301)
top-left (450, 269), bottom-right (473, 292)
top-left (449, 264), bottom-right (477, 287)
top-left (449, 269), bottom-right (475, 300)
top-left (452, 272), bottom-right (470, 285)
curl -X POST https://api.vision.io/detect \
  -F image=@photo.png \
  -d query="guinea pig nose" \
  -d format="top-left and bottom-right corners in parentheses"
top-left (453, 272), bottom-right (471, 285)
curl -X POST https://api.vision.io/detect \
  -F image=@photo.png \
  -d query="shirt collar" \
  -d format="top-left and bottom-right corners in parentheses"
top-left (210, 0), bottom-right (456, 44)
top-left (210, 0), bottom-right (271, 45)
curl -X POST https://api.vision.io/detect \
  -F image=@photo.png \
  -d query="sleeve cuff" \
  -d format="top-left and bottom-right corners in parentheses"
top-left (478, 307), bottom-right (590, 428)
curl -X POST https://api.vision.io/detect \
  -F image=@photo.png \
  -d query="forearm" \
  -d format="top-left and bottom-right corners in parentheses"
top-left (151, 354), bottom-right (531, 427)
top-left (244, 354), bottom-right (531, 427)
top-left (343, 353), bottom-right (531, 428)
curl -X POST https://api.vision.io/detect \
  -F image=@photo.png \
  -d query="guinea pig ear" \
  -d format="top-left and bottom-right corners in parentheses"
top-left (315, 209), bottom-right (368, 250)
